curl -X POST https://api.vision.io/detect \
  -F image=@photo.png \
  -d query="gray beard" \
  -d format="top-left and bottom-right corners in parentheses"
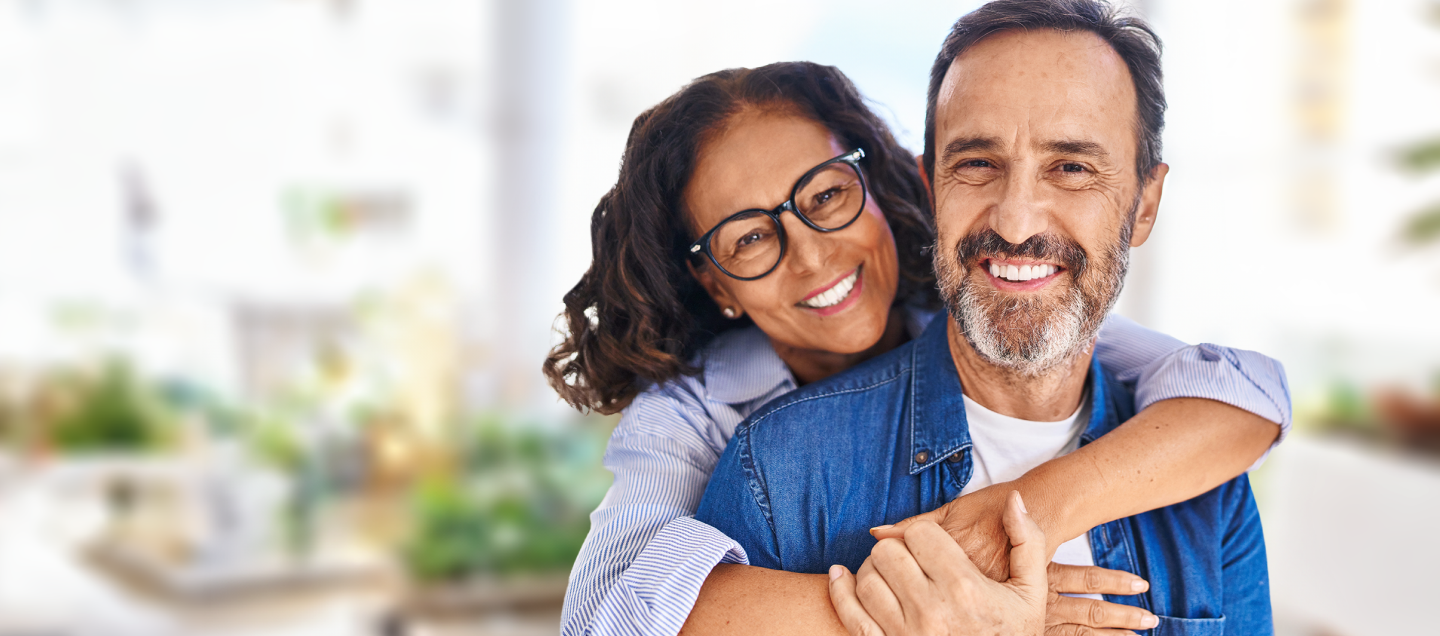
top-left (934, 229), bottom-right (1131, 378)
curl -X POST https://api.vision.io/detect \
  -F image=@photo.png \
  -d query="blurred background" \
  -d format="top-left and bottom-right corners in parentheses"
top-left (0, 0), bottom-right (1435, 634)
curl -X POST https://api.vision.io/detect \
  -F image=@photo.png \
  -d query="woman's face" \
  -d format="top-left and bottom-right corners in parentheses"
top-left (684, 109), bottom-right (900, 355)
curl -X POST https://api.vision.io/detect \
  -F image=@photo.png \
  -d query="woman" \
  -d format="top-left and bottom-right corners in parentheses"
top-left (546, 62), bottom-right (1287, 635)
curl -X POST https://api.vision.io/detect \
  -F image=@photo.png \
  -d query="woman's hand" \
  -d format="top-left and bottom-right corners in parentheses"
top-left (869, 483), bottom-right (1018, 581)
top-left (827, 491), bottom-right (1047, 636)
top-left (1045, 563), bottom-right (1159, 634)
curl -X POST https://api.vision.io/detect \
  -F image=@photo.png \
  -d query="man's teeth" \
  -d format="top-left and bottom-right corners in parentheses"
top-left (802, 270), bottom-right (859, 308)
top-left (989, 262), bottom-right (1057, 282)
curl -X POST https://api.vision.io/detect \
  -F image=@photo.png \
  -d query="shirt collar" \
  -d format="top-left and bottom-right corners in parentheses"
top-left (701, 306), bottom-right (940, 406)
top-left (907, 312), bottom-right (1116, 475)
top-left (701, 326), bottom-right (794, 404)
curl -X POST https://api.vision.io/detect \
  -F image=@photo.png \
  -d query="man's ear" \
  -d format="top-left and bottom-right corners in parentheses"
top-left (915, 154), bottom-right (935, 210)
top-left (686, 259), bottom-right (742, 318)
top-left (1129, 162), bottom-right (1168, 248)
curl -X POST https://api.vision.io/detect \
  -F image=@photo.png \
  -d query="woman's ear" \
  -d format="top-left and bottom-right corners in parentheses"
top-left (686, 259), bottom-right (744, 319)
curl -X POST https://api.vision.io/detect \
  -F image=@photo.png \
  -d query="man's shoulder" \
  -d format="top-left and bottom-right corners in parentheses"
top-left (737, 339), bottom-right (916, 440)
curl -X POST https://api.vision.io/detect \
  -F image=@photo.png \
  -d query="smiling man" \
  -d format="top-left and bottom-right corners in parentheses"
top-left (694, 0), bottom-right (1273, 634)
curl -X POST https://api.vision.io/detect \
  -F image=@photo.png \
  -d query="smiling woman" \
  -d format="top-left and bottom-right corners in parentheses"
top-left (545, 58), bottom-right (1289, 636)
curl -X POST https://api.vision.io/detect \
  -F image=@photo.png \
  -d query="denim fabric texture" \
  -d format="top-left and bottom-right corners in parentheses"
top-left (694, 313), bottom-right (1273, 636)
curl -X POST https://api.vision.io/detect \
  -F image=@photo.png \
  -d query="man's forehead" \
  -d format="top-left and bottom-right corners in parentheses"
top-left (935, 28), bottom-right (1137, 149)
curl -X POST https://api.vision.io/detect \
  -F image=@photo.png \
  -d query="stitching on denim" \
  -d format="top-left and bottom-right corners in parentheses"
top-left (738, 372), bottom-right (908, 435)
top-left (736, 427), bottom-right (775, 532)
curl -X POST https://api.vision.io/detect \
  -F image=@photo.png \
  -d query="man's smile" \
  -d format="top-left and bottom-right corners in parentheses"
top-left (982, 257), bottom-right (1063, 292)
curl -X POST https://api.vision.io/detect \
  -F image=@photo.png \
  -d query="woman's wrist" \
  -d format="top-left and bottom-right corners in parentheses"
top-left (1011, 457), bottom-right (1095, 554)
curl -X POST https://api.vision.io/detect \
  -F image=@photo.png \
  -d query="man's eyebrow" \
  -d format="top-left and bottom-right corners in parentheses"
top-left (941, 136), bottom-right (1000, 162)
top-left (1042, 139), bottom-right (1110, 159)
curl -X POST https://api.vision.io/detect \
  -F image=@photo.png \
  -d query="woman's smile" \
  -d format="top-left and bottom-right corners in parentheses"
top-left (798, 266), bottom-right (864, 317)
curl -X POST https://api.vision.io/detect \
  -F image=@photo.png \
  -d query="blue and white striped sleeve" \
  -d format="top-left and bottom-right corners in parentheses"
top-left (1094, 314), bottom-right (1292, 470)
top-left (560, 391), bottom-right (749, 636)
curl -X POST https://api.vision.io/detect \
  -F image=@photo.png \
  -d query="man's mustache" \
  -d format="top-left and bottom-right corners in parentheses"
top-left (956, 228), bottom-right (1089, 281)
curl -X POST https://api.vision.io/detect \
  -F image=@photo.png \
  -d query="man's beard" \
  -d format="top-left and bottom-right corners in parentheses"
top-left (934, 217), bottom-right (1134, 377)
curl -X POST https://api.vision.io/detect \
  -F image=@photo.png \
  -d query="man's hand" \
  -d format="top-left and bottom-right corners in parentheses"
top-left (1045, 563), bottom-right (1159, 635)
top-left (827, 491), bottom-right (1047, 636)
top-left (870, 482), bottom-right (1016, 581)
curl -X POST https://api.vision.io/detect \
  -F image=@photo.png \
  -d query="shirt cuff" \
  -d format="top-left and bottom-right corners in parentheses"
top-left (1123, 343), bottom-right (1293, 472)
top-left (588, 516), bottom-right (749, 636)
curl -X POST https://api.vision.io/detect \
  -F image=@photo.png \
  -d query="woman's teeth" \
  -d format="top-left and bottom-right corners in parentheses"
top-left (990, 262), bottom-right (1057, 282)
top-left (802, 270), bottom-right (859, 308)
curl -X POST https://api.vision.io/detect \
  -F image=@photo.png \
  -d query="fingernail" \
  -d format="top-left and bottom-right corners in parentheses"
top-left (1132, 578), bottom-right (1149, 592)
top-left (1015, 492), bottom-right (1028, 514)
top-left (869, 525), bottom-right (893, 535)
top-left (1141, 614), bottom-right (1158, 628)
top-left (829, 565), bottom-right (843, 581)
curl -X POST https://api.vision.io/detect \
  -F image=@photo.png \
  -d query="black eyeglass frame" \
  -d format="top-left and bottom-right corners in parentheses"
top-left (686, 148), bottom-right (869, 281)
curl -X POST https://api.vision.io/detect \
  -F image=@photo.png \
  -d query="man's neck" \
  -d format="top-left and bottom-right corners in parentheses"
top-left (946, 318), bottom-right (1092, 422)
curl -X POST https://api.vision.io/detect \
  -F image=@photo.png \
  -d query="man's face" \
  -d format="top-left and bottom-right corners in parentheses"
top-left (930, 28), bottom-right (1167, 375)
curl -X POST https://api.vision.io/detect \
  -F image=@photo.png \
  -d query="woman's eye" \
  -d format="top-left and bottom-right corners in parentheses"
top-left (812, 188), bottom-right (838, 207)
top-left (737, 231), bottom-right (763, 247)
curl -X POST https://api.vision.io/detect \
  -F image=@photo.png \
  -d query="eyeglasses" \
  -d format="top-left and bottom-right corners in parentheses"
top-left (687, 148), bottom-right (868, 281)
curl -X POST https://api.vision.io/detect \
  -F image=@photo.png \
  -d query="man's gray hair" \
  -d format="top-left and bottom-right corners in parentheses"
top-left (922, 0), bottom-right (1167, 185)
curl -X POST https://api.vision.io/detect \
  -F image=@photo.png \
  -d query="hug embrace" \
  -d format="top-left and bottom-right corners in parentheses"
top-left (546, 0), bottom-right (1290, 634)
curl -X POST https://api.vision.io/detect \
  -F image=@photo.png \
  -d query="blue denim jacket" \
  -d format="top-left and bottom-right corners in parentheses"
top-left (695, 315), bottom-right (1272, 636)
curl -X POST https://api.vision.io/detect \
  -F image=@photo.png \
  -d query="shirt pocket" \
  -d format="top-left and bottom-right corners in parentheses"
top-left (1152, 615), bottom-right (1224, 636)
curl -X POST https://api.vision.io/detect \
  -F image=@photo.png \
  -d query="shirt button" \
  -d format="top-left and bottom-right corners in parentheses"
top-left (947, 453), bottom-right (963, 464)
top-left (914, 451), bottom-right (930, 464)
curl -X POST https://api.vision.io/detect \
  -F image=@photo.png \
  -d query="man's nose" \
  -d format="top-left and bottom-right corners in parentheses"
top-left (990, 172), bottom-right (1049, 246)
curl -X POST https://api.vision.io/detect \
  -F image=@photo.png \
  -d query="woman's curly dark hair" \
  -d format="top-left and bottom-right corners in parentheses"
top-left (544, 61), bottom-right (938, 414)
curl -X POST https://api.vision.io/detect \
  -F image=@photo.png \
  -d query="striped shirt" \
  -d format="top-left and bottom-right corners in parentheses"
top-left (560, 311), bottom-right (1291, 636)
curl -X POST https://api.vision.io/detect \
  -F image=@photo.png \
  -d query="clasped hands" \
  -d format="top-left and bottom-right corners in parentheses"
top-left (827, 487), bottom-right (1160, 636)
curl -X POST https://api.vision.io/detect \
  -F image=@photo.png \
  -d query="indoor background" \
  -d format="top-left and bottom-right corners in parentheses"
top-left (0, 0), bottom-right (1435, 635)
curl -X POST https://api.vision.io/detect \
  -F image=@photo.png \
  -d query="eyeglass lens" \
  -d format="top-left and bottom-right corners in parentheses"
top-left (707, 161), bottom-right (864, 278)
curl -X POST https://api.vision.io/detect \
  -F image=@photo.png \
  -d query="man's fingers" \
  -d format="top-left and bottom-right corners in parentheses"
top-left (854, 557), bottom-right (904, 631)
top-left (900, 520), bottom-right (979, 587)
top-left (828, 565), bottom-right (885, 636)
top-left (1048, 563), bottom-right (1149, 596)
top-left (1044, 626), bottom-right (1139, 636)
top-left (870, 508), bottom-right (943, 540)
top-left (867, 537), bottom-right (930, 610)
top-left (1002, 491), bottom-right (1047, 592)
top-left (1048, 595), bottom-right (1159, 631)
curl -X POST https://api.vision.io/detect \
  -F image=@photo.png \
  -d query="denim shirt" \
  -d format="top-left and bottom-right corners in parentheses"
top-left (695, 315), bottom-right (1273, 636)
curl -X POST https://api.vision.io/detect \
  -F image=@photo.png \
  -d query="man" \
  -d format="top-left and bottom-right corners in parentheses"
top-left (694, 0), bottom-right (1273, 634)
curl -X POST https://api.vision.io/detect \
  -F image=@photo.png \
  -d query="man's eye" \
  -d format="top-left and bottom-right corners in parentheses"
top-left (962, 159), bottom-right (993, 168)
top-left (1060, 163), bottom-right (1086, 173)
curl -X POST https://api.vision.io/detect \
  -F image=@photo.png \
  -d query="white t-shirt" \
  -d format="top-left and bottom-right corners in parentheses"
top-left (959, 392), bottom-right (1101, 600)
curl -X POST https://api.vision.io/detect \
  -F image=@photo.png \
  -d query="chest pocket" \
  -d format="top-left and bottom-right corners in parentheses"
top-left (1152, 616), bottom-right (1225, 636)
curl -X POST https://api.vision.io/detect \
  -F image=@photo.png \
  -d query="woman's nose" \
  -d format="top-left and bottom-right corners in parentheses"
top-left (779, 212), bottom-right (832, 274)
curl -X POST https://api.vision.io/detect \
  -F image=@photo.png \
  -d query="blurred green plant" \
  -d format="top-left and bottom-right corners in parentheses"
top-left (50, 361), bottom-right (173, 453)
top-left (401, 415), bottom-right (611, 583)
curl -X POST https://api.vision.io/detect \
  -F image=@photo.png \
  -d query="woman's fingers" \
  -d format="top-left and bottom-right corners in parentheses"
top-left (1001, 491), bottom-right (1048, 595)
top-left (827, 565), bottom-right (885, 636)
top-left (1047, 563), bottom-right (1149, 596)
top-left (1048, 594), bottom-right (1159, 631)
top-left (869, 508), bottom-right (944, 541)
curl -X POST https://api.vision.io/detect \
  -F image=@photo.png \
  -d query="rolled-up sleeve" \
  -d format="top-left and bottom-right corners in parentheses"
top-left (1095, 315), bottom-right (1292, 470)
top-left (561, 392), bottom-right (749, 636)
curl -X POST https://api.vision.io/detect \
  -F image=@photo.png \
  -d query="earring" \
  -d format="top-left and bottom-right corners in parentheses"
top-left (723, 308), bottom-right (737, 318)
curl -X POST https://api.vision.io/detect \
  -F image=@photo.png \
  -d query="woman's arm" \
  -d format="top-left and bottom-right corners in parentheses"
top-left (871, 317), bottom-right (1289, 577)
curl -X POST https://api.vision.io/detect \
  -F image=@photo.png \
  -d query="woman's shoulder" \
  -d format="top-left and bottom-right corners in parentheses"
top-left (617, 325), bottom-right (793, 447)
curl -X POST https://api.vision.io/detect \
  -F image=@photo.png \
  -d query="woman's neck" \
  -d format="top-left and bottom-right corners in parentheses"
top-left (771, 307), bottom-right (910, 386)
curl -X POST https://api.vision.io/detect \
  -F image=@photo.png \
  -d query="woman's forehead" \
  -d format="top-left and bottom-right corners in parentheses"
top-left (685, 110), bottom-right (845, 227)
